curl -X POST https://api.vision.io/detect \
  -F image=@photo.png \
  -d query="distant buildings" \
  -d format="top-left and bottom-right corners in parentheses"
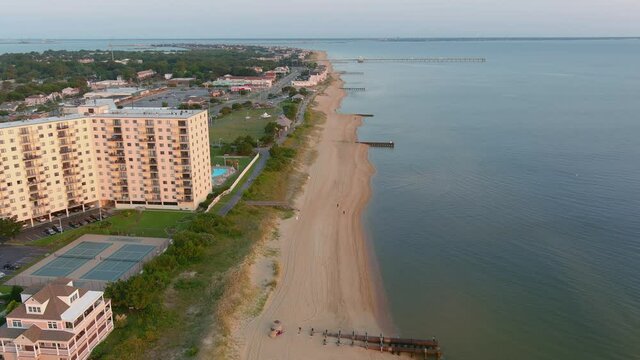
top-left (136, 69), bottom-right (156, 80)
top-left (211, 74), bottom-right (275, 89)
top-left (77, 58), bottom-right (94, 64)
top-left (292, 66), bottom-right (328, 88)
top-left (24, 93), bottom-right (61, 107)
top-left (0, 278), bottom-right (114, 360)
top-left (0, 108), bottom-right (212, 225)
top-left (83, 87), bottom-right (143, 100)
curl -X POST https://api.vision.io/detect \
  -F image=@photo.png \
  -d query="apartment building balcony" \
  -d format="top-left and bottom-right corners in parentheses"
top-left (107, 135), bottom-right (123, 142)
top-left (140, 135), bottom-right (156, 142)
top-left (57, 130), bottom-right (72, 138)
top-left (23, 153), bottom-right (42, 161)
top-left (22, 145), bottom-right (40, 152)
top-left (29, 193), bottom-right (48, 201)
top-left (179, 173), bottom-right (191, 180)
top-left (179, 144), bottom-right (190, 150)
top-left (19, 135), bottom-right (33, 145)
top-left (182, 180), bottom-right (192, 187)
top-left (56, 124), bottom-right (70, 130)
top-left (33, 207), bottom-right (49, 216)
top-left (114, 157), bottom-right (126, 164)
top-left (108, 151), bottom-right (125, 157)
top-left (179, 129), bottom-right (188, 135)
top-left (180, 196), bottom-right (193, 202)
top-left (60, 147), bottom-right (74, 154)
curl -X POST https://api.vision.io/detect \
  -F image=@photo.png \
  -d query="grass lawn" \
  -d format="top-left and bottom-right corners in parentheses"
top-left (209, 107), bottom-right (280, 143)
top-left (30, 210), bottom-right (193, 249)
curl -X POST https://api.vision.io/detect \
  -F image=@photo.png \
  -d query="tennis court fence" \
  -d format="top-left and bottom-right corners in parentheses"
top-left (7, 238), bottom-right (171, 291)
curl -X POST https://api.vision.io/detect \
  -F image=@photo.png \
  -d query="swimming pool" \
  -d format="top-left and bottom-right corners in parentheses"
top-left (212, 168), bottom-right (229, 177)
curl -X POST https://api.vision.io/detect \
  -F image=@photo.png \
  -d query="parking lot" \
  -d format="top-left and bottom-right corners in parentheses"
top-left (13, 208), bottom-right (112, 243)
top-left (132, 87), bottom-right (211, 108)
top-left (0, 244), bottom-right (48, 278)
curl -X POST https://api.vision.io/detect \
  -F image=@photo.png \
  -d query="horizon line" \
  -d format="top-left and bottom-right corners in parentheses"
top-left (1, 36), bottom-right (639, 41)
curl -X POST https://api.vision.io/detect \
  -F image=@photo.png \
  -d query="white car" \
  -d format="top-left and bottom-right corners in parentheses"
top-left (0, 272), bottom-right (5, 278)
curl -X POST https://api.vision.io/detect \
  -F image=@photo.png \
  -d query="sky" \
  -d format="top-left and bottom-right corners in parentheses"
top-left (1, 0), bottom-right (639, 38)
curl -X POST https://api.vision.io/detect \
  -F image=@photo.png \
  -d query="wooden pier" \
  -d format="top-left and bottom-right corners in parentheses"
top-left (341, 87), bottom-right (366, 91)
top-left (330, 57), bottom-right (486, 64)
top-left (354, 113), bottom-right (374, 117)
top-left (357, 141), bottom-right (394, 148)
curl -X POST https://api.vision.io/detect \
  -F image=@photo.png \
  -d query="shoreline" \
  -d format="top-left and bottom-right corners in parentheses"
top-left (237, 51), bottom-right (396, 359)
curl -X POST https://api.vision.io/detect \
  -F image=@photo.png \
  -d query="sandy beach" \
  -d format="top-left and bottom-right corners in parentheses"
top-left (237, 53), bottom-right (396, 359)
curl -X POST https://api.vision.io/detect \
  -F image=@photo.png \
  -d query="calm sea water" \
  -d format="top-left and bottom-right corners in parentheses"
top-left (3, 39), bottom-right (640, 359)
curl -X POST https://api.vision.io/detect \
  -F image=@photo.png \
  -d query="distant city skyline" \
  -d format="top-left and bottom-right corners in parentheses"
top-left (1, 0), bottom-right (639, 38)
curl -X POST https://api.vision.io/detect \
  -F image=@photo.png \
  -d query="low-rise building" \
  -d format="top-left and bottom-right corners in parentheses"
top-left (61, 88), bottom-right (80, 97)
top-left (212, 74), bottom-right (274, 88)
top-left (24, 95), bottom-right (48, 107)
top-left (0, 278), bottom-right (114, 360)
top-left (77, 58), bottom-right (94, 64)
top-left (136, 70), bottom-right (156, 80)
top-left (89, 77), bottom-right (127, 90)
top-left (168, 78), bottom-right (196, 87)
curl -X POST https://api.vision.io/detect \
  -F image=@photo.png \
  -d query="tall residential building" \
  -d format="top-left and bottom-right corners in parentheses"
top-left (0, 278), bottom-right (114, 360)
top-left (0, 108), bottom-right (212, 225)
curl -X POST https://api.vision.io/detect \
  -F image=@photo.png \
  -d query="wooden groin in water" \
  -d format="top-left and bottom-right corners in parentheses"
top-left (357, 141), bottom-right (395, 148)
top-left (354, 113), bottom-right (374, 117)
top-left (323, 331), bottom-right (443, 359)
top-left (341, 87), bottom-right (366, 91)
top-left (337, 71), bottom-right (365, 75)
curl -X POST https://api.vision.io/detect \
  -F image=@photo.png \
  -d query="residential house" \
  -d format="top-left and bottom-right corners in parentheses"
top-left (0, 278), bottom-right (114, 360)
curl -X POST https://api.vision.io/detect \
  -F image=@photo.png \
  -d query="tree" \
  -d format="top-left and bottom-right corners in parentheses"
top-left (239, 90), bottom-right (249, 96)
top-left (231, 103), bottom-right (242, 110)
top-left (161, 101), bottom-right (168, 107)
top-left (0, 217), bottom-right (21, 240)
top-left (299, 87), bottom-right (309, 96)
top-left (288, 87), bottom-right (298, 97)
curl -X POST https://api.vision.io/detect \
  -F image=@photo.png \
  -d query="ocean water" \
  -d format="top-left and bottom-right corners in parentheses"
top-left (3, 39), bottom-right (640, 359)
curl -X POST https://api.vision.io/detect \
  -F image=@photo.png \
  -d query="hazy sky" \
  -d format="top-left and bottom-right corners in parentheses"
top-left (1, 0), bottom-right (639, 38)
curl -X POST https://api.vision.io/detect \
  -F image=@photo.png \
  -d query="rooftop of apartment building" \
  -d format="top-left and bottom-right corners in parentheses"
top-left (0, 108), bottom-right (207, 129)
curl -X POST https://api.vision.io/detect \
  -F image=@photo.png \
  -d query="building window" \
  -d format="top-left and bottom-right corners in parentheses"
top-left (11, 320), bottom-right (22, 328)
top-left (27, 306), bottom-right (42, 314)
top-left (47, 321), bottom-right (58, 329)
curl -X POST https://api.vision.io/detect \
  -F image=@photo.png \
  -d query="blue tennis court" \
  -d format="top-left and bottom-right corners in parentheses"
top-left (33, 242), bottom-right (112, 277)
top-left (80, 244), bottom-right (155, 281)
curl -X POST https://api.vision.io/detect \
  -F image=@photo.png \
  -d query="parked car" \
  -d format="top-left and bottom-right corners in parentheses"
top-left (69, 221), bottom-right (80, 228)
top-left (0, 272), bottom-right (5, 279)
top-left (90, 215), bottom-right (100, 221)
top-left (44, 228), bottom-right (56, 236)
top-left (3, 263), bottom-right (20, 271)
top-left (86, 217), bottom-right (96, 223)
top-left (50, 226), bottom-right (61, 233)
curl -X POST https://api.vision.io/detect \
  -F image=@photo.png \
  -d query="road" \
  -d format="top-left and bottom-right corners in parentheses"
top-left (217, 149), bottom-right (270, 216)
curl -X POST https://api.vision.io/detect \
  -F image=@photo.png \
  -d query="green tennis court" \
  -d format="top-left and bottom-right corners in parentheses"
top-left (33, 241), bottom-right (112, 277)
top-left (80, 244), bottom-right (155, 281)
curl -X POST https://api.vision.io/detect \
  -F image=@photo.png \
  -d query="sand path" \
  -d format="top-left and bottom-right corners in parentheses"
top-left (239, 55), bottom-right (395, 360)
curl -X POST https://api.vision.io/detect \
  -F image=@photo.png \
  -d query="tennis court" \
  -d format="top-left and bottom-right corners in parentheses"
top-left (80, 244), bottom-right (155, 281)
top-left (33, 242), bottom-right (112, 277)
